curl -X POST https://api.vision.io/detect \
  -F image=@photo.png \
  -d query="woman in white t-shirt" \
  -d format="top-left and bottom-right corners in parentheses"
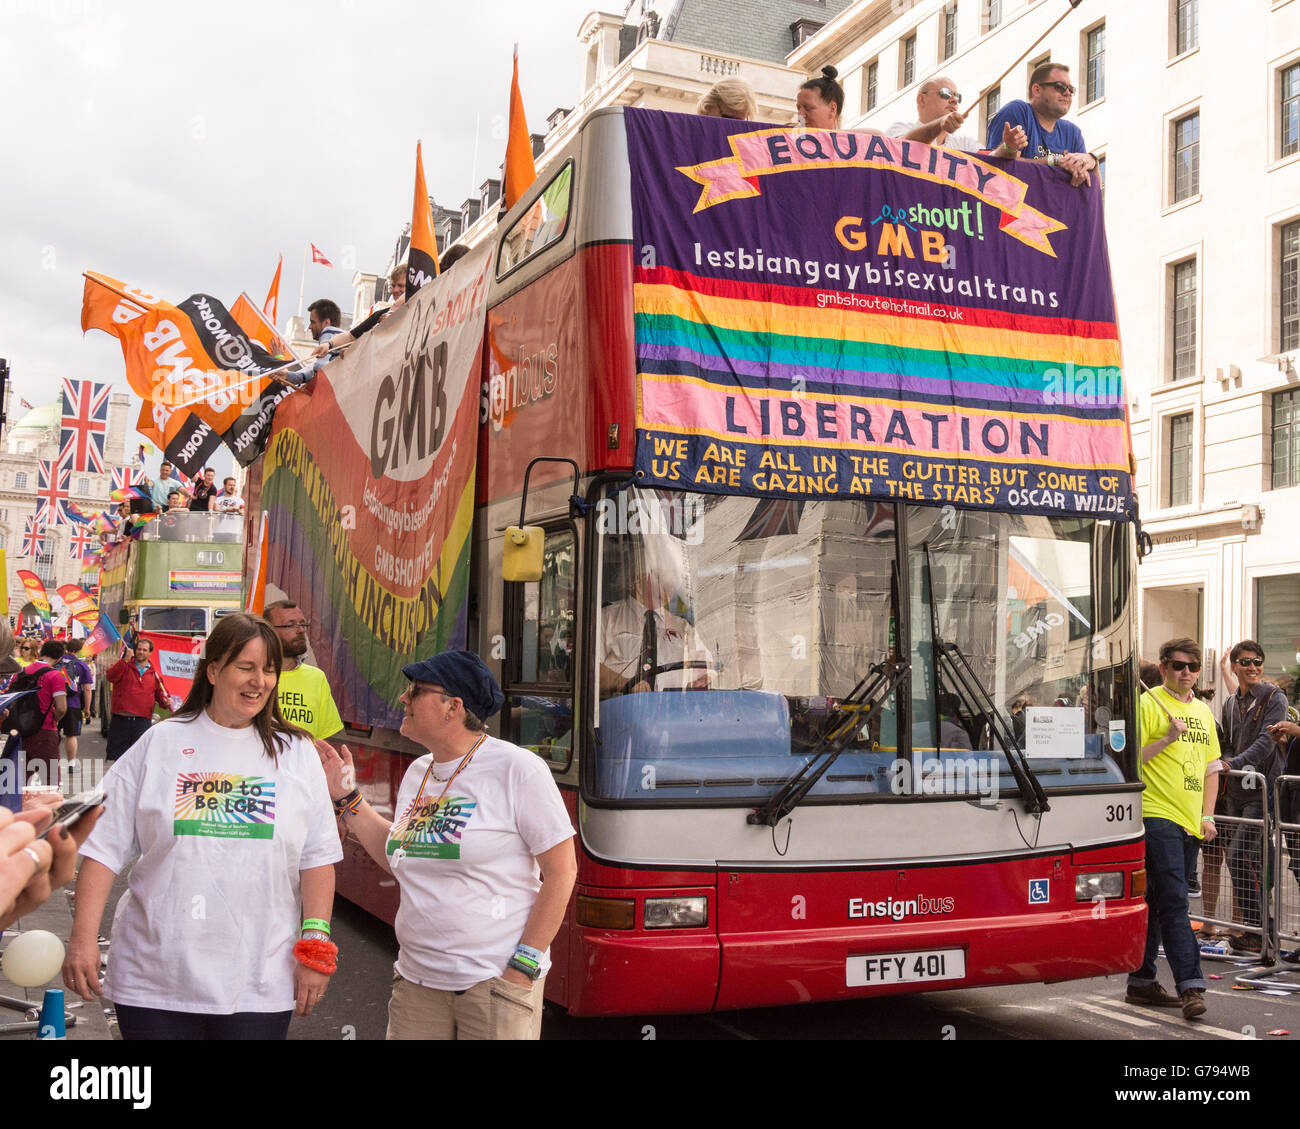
top-left (62, 613), bottom-right (343, 1040)
top-left (316, 649), bottom-right (576, 1040)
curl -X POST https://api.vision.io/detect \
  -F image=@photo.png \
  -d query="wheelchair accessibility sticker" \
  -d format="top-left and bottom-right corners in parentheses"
top-left (1028, 879), bottom-right (1050, 904)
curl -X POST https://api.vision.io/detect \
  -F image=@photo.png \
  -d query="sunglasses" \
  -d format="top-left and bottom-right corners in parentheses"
top-left (1040, 80), bottom-right (1076, 95)
top-left (1235, 657), bottom-right (1264, 668)
top-left (930, 87), bottom-right (962, 103)
top-left (1167, 659), bottom-right (1201, 673)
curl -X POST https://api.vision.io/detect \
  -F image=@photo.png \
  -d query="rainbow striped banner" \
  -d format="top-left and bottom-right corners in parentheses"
top-left (260, 245), bottom-right (490, 729)
top-left (625, 108), bottom-right (1132, 518)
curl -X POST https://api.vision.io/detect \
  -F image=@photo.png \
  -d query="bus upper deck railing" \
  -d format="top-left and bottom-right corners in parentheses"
top-left (140, 511), bottom-right (243, 544)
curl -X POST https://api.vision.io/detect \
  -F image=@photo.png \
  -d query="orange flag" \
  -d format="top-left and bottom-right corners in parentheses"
top-left (263, 256), bottom-right (282, 326)
top-left (503, 45), bottom-right (538, 211)
top-left (408, 141), bottom-right (441, 294)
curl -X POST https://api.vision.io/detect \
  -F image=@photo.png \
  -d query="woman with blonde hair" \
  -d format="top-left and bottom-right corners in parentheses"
top-left (697, 77), bottom-right (757, 121)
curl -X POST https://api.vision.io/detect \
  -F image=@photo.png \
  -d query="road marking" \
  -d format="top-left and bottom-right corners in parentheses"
top-left (1070, 999), bottom-right (1162, 1029)
top-left (707, 1018), bottom-right (758, 1041)
top-left (1083, 995), bottom-right (1254, 1040)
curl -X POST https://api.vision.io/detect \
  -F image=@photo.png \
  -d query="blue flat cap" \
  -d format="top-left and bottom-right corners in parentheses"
top-left (402, 650), bottom-right (504, 720)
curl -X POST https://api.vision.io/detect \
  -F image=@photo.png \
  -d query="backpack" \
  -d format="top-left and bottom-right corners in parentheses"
top-left (3, 662), bottom-right (56, 739)
top-left (56, 655), bottom-right (82, 697)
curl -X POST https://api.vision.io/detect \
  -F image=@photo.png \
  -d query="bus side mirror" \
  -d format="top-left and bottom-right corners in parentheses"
top-left (502, 526), bottom-right (544, 583)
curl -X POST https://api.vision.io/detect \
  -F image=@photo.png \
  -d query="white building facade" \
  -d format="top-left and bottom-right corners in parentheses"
top-left (790, 0), bottom-right (1300, 700)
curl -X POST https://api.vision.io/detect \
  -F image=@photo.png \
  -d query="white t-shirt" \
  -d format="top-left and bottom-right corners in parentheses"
top-left (213, 492), bottom-right (245, 513)
top-left (599, 596), bottom-right (714, 690)
top-left (886, 120), bottom-right (982, 153)
top-left (80, 711), bottom-right (343, 1014)
top-left (388, 736), bottom-right (574, 992)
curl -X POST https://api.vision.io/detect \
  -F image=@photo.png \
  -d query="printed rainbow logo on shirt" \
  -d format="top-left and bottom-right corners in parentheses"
top-left (174, 773), bottom-right (277, 840)
top-left (386, 795), bottom-right (476, 859)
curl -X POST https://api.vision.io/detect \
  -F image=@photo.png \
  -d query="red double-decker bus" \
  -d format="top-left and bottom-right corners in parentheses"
top-left (256, 107), bottom-right (1146, 1017)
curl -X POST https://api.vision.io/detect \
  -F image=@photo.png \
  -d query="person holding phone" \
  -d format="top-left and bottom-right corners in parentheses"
top-left (62, 613), bottom-right (342, 1040)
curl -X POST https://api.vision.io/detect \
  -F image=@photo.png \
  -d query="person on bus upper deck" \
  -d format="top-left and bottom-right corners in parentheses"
top-left (265, 600), bottom-right (343, 742)
top-left (697, 77), bottom-right (757, 121)
top-left (285, 299), bottom-right (344, 386)
top-left (310, 266), bottom-right (406, 360)
top-left (189, 467), bottom-right (218, 512)
top-left (213, 477), bottom-right (245, 515)
top-left (149, 462), bottom-right (187, 512)
top-left (985, 62), bottom-right (1098, 188)
top-left (888, 75), bottom-right (1027, 156)
top-left (598, 561), bottom-right (714, 695)
top-left (1127, 637), bottom-right (1220, 1020)
top-left (105, 637), bottom-right (171, 762)
top-left (314, 649), bottom-right (576, 1040)
top-left (796, 66), bottom-right (880, 133)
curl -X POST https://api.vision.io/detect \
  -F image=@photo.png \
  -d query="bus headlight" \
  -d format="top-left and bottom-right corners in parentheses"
top-left (644, 897), bottom-right (708, 929)
top-left (577, 896), bottom-right (635, 930)
top-left (1075, 872), bottom-right (1124, 901)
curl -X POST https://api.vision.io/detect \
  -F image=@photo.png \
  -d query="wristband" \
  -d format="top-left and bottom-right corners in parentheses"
top-left (301, 918), bottom-right (331, 936)
top-left (507, 955), bottom-right (543, 980)
top-left (332, 789), bottom-right (362, 816)
top-left (513, 943), bottom-right (544, 965)
top-left (293, 938), bottom-right (338, 975)
top-left (1202, 816), bottom-right (1215, 824)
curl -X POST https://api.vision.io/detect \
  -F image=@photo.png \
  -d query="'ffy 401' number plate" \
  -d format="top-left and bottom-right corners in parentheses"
top-left (846, 948), bottom-right (966, 987)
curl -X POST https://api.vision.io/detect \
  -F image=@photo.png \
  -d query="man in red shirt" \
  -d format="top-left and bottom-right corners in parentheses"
top-left (26, 641), bottom-right (69, 787)
top-left (105, 638), bottom-right (171, 762)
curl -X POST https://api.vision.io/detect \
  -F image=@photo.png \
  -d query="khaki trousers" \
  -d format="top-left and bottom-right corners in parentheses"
top-left (386, 971), bottom-right (545, 1040)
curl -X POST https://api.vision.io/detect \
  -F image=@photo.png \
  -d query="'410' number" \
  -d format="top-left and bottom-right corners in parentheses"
top-left (1105, 803), bottom-right (1133, 822)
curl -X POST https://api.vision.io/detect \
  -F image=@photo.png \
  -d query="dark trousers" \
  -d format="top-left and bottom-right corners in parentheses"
top-left (106, 714), bottom-right (153, 761)
top-left (23, 729), bottom-right (60, 784)
top-left (113, 1003), bottom-right (292, 1040)
top-left (1129, 817), bottom-right (1207, 993)
top-left (1225, 793), bottom-right (1264, 929)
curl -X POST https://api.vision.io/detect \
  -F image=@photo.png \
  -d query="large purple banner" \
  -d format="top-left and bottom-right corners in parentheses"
top-left (626, 108), bottom-right (1133, 518)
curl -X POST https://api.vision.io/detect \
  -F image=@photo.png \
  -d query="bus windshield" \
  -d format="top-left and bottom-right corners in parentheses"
top-left (591, 487), bottom-right (1136, 804)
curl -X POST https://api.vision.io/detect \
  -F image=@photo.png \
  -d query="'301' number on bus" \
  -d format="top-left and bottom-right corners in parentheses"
top-left (1105, 803), bottom-right (1133, 823)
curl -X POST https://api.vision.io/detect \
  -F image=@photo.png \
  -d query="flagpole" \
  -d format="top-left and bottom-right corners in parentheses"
top-left (81, 273), bottom-right (151, 314)
top-left (471, 112), bottom-right (480, 197)
top-left (298, 241), bottom-right (308, 323)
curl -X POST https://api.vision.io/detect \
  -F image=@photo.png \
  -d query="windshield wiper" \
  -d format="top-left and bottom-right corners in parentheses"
top-left (748, 660), bottom-right (910, 828)
top-left (922, 542), bottom-right (1050, 816)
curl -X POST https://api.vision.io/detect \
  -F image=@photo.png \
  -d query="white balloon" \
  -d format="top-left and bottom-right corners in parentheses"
top-left (2, 930), bottom-right (66, 987)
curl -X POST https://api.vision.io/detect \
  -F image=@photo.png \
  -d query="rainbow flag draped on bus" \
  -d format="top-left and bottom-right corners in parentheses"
top-left (624, 108), bottom-right (1132, 518)
top-left (259, 245), bottom-right (491, 729)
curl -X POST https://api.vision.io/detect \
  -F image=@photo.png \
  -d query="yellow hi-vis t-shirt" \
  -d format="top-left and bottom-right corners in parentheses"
top-left (1139, 686), bottom-right (1221, 837)
top-left (277, 663), bottom-right (344, 740)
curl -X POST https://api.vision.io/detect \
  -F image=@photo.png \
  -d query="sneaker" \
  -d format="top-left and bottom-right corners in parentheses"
top-left (1187, 877), bottom-right (1201, 897)
top-left (1180, 988), bottom-right (1207, 1019)
top-left (1125, 982), bottom-right (1183, 1008)
top-left (1228, 933), bottom-right (1262, 954)
top-left (1281, 949), bottom-right (1300, 964)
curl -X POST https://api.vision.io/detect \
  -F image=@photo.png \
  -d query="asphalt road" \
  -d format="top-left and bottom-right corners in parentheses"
top-left (68, 727), bottom-right (1300, 1043)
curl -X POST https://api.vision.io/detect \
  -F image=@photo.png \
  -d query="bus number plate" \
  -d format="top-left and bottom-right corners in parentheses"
top-left (846, 948), bottom-right (965, 987)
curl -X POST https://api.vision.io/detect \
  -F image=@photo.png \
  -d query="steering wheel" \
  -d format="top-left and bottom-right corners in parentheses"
top-left (623, 660), bottom-right (720, 694)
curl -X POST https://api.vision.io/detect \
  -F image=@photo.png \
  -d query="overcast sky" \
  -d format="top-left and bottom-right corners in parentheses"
top-left (0, 0), bottom-right (601, 427)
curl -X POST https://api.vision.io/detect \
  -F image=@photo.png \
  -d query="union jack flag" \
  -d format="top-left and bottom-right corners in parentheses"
top-left (110, 467), bottom-right (140, 492)
top-left (59, 378), bottom-right (110, 473)
top-left (67, 524), bottom-right (97, 560)
top-left (735, 500), bottom-right (805, 542)
top-left (35, 461), bottom-right (70, 524)
top-left (22, 516), bottom-right (44, 557)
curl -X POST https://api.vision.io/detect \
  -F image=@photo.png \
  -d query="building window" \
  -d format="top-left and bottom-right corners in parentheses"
top-left (1175, 0), bottom-right (1198, 56)
top-left (942, 3), bottom-right (958, 61)
top-left (983, 0), bottom-right (1002, 33)
top-left (1282, 62), bottom-right (1299, 160)
top-left (1274, 389), bottom-right (1300, 490)
top-left (14, 472), bottom-right (27, 490)
top-left (1085, 25), bottom-right (1105, 103)
top-left (1171, 258), bottom-right (1197, 381)
top-left (1172, 112), bottom-right (1200, 202)
top-left (35, 551), bottom-right (56, 586)
top-left (1283, 219), bottom-right (1299, 352)
top-left (902, 35), bottom-right (916, 87)
top-left (1255, 575), bottom-right (1300, 677)
top-left (863, 59), bottom-right (878, 113)
top-left (1096, 154), bottom-right (1107, 188)
top-left (1167, 413), bottom-right (1194, 507)
top-left (985, 85), bottom-right (1001, 135)
top-left (76, 477), bottom-right (89, 495)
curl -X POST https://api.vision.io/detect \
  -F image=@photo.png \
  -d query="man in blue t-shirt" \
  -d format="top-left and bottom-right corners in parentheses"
top-left (986, 62), bottom-right (1098, 188)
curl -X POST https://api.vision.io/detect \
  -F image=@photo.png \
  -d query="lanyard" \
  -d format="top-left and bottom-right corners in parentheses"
top-left (396, 734), bottom-right (486, 845)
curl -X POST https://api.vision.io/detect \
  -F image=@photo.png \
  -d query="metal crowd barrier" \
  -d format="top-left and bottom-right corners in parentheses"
top-left (1193, 769), bottom-right (1271, 964)
top-left (1231, 773), bottom-right (1300, 990)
